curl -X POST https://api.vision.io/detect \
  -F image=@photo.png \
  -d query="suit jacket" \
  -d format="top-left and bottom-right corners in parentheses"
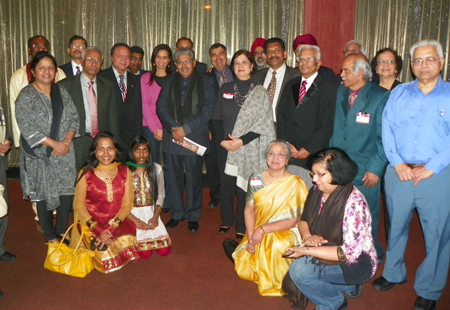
top-left (329, 82), bottom-right (390, 184)
top-left (59, 62), bottom-right (76, 77)
top-left (98, 67), bottom-right (142, 148)
top-left (156, 71), bottom-right (216, 156)
top-left (277, 74), bottom-right (338, 168)
top-left (253, 65), bottom-right (300, 111)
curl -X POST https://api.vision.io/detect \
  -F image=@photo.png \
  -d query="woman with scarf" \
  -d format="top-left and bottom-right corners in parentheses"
top-left (212, 49), bottom-right (275, 240)
top-left (72, 132), bottom-right (140, 273)
top-left (16, 52), bottom-right (79, 244)
top-left (232, 140), bottom-right (308, 296)
top-left (285, 148), bottom-right (377, 310)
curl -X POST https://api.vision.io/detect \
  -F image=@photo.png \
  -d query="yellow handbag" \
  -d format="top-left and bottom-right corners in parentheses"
top-left (44, 222), bottom-right (95, 278)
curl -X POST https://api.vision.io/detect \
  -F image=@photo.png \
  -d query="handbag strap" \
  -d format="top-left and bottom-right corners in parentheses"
top-left (48, 222), bottom-right (88, 266)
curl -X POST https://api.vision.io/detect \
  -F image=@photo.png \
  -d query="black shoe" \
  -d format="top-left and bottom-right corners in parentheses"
top-left (344, 284), bottom-right (363, 299)
top-left (0, 251), bottom-right (17, 263)
top-left (0, 290), bottom-right (3, 299)
top-left (236, 233), bottom-right (244, 241)
top-left (165, 218), bottom-right (183, 229)
top-left (414, 296), bottom-right (437, 310)
top-left (188, 221), bottom-right (199, 232)
top-left (56, 234), bottom-right (70, 247)
top-left (223, 238), bottom-right (239, 263)
top-left (219, 226), bottom-right (230, 233)
top-left (162, 207), bottom-right (170, 214)
top-left (208, 200), bottom-right (220, 208)
top-left (372, 276), bottom-right (407, 291)
top-left (337, 297), bottom-right (347, 310)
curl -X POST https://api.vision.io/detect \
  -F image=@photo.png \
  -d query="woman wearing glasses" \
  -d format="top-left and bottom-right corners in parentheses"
top-left (231, 140), bottom-right (308, 296)
top-left (371, 48), bottom-right (403, 90)
top-left (212, 49), bottom-right (275, 241)
top-left (284, 148), bottom-right (377, 310)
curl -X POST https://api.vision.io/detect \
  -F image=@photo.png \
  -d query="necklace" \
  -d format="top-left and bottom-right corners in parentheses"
top-left (95, 167), bottom-right (117, 181)
top-left (234, 83), bottom-right (254, 107)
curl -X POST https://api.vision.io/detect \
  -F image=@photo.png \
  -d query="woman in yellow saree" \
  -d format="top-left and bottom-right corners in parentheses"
top-left (233, 140), bottom-right (308, 296)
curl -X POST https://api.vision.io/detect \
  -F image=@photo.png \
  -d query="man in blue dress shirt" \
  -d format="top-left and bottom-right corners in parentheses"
top-left (373, 40), bottom-right (450, 310)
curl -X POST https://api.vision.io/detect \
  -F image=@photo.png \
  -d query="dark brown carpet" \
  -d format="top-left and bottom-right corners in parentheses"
top-left (0, 179), bottom-right (449, 309)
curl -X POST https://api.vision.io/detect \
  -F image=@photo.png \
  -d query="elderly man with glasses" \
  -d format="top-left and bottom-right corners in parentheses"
top-left (373, 40), bottom-right (450, 310)
top-left (59, 35), bottom-right (88, 77)
top-left (277, 45), bottom-right (338, 189)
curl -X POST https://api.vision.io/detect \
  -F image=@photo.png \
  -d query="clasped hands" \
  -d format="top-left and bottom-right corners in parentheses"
top-left (51, 141), bottom-right (70, 157)
top-left (284, 234), bottom-right (328, 259)
top-left (246, 227), bottom-right (265, 254)
top-left (395, 163), bottom-right (434, 186)
top-left (172, 127), bottom-right (185, 144)
top-left (0, 140), bottom-right (11, 156)
top-left (287, 143), bottom-right (310, 160)
top-left (220, 135), bottom-right (243, 152)
top-left (135, 218), bottom-right (159, 230)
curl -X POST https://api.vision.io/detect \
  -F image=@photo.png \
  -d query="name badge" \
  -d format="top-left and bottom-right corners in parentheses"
top-left (250, 178), bottom-right (264, 187)
top-left (356, 112), bottom-right (370, 124)
top-left (223, 93), bottom-right (234, 99)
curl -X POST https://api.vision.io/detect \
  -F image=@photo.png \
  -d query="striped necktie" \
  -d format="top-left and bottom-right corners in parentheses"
top-left (119, 74), bottom-right (127, 102)
top-left (349, 91), bottom-right (357, 109)
top-left (298, 80), bottom-right (307, 104)
top-left (88, 81), bottom-right (99, 137)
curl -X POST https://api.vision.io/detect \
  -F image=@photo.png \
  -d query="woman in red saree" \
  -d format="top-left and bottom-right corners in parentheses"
top-left (72, 132), bottom-right (139, 273)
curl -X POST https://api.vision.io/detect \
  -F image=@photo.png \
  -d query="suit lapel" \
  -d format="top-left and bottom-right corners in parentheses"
top-left (291, 79), bottom-right (301, 108)
top-left (298, 77), bottom-right (319, 108)
top-left (351, 83), bottom-right (370, 114)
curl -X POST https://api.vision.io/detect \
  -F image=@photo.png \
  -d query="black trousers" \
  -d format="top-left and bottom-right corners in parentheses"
top-left (204, 131), bottom-right (221, 203)
top-left (36, 195), bottom-right (72, 241)
top-left (165, 153), bottom-right (204, 222)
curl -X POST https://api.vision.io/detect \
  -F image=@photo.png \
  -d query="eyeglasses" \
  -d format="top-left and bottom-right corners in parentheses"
top-left (70, 44), bottom-right (86, 49)
top-left (176, 60), bottom-right (193, 65)
top-left (377, 60), bottom-right (395, 65)
top-left (31, 44), bottom-right (50, 49)
top-left (266, 48), bottom-right (283, 55)
top-left (131, 56), bottom-right (142, 62)
top-left (411, 57), bottom-right (440, 65)
top-left (267, 152), bottom-right (287, 158)
top-left (309, 171), bottom-right (330, 178)
top-left (84, 57), bottom-right (102, 64)
top-left (297, 57), bottom-right (316, 63)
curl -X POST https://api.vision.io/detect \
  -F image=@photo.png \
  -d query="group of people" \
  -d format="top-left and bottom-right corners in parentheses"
top-left (0, 31), bottom-right (447, 310)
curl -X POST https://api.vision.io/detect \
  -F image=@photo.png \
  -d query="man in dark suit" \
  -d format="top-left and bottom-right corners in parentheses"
top-left (98, 43), bottom-right (142, 151)
top-left (204, 43), bottom-right (234, 209)
top-left (253, 37), bottom-right (300, 122)
top-left (157, 48), bottom-right (216, 232)
top-left (129, 46), bottom-right (148, 76)
top-left (59, 47), bottom-right (120, 171)
top-left (59, 35), bottom-right (88, 77)
top-left (170, 37), bottom-right (208, 73)
top-left (330, 53), bottom-right (389, 261)
top-left (277, 45), bottom-right (338, 189)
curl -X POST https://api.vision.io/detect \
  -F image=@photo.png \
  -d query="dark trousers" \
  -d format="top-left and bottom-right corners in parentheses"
top-left (36, 195), bottom-right (73, 241)
top-left (217, 146), bottom-right (246, 233)
top-left (0, 161), bottom-right (9, 255)
top-left (165, 153), bottom-right (204, 222)
top-left (142, 126), bottom-right (161, 164)
top-left (73, 135), bottom-right (94, 172)
top-left (204, 133), bottom-right (220, 203)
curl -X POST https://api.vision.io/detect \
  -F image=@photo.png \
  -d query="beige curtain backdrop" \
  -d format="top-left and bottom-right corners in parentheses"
top-left (355, 0), bottom-right (450, 82)
top-left (0, 0), bottom-right (304, 166)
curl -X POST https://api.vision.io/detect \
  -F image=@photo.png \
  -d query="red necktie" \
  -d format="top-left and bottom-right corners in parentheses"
top-left (298, 80), bottom-right (307, 104)
top-left (88, 81), bottom-right (99, 137)
top-left (349, 91), bottom-right (357, 110)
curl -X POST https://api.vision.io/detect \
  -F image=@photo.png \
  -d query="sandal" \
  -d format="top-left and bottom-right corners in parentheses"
top-left (219, 226), bottom-right (230, 233)
top-left (236, 233), bottom-right (245, 241)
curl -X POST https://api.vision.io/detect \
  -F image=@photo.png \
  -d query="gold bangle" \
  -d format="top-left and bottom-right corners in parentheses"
top-left (260, 226), bottom-right (266, 234)
top-left (90, 221), bottom-right (98, 231)
top-left (86, 218), bottom-right (94, 228)
top-left (113, 216), bottom-right (122, 225)
top-left (337, 246), bottom-right (347, 262)
top-left (108, 219), bottom-right (119, 228)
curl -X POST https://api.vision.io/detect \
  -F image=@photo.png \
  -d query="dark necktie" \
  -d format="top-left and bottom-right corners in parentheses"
top-left (88, 81), bottom-right (99, 137)
top-left (298, 80), bottom-right (307, 104)
top-left (119, 75), bottom-right (127, 102)
top-left (76, 66), bottom-right (81, 75)
top-left (220, 72), bottom-right (227, 87)
top-left (267, 71), bottom-right (277, 102)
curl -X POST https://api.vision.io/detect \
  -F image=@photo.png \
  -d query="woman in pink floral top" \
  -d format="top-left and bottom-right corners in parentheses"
top-left (285, 148), bottom-right (377, 310)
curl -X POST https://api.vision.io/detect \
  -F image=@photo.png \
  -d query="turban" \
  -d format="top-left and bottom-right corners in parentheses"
top-left (292, 34), bottom-right (318, 51)
top-left (250, 38), bottom-right (266, 54)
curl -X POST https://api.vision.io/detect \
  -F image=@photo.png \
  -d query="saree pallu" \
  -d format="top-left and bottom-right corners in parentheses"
top-left (233, 175), bottom-right (308, 296)
top-left (131, 205), bottom-right (171, 252)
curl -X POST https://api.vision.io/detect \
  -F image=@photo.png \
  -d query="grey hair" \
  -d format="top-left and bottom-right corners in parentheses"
top-left (296, 45), bottom-right (321, 61)
top-left (353, 57), bottom-right (372, 80)
top-left (410, 39), bottom-right (444, 59)
top-left (266, 139), bottom-right (292, 160)
top-left (82, 46), bottom-right (103, 59)
top-left (344, 40), bottom-right (367, 57)
top-left (174, 48), bottom-right (195, 61)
